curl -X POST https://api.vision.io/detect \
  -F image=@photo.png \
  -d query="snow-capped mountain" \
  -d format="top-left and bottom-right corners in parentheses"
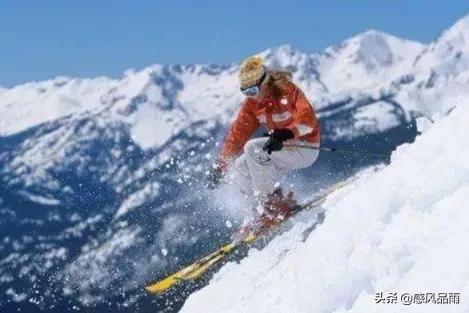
top-left (415, 14), bottom-right (469, 71)
top-left (1, 13), bottom-right (469, 313)
top-left (315, 30), bottom-right (424, 94)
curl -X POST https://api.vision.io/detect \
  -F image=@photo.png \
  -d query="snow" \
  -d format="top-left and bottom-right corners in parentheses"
top-left (61, 214), bottom-right (103, 238)
top-left (353, 101), bottom-right (402, 134)
top-left (0, 76), bottom-right (117, 136)
top-left (156, 214), bottom-right (191, 247)
top-left (115, 181), bottom-right (160, 218)
top-left (5, 288), bottom-right (27, 303)
top-left (62, 226), bottom-right (143, 303)
top-left (17, 190), bottom-right (61, 206)
top-left (129, 102), bottom-right (180, 148)
top-left (415, 14), bottom-right (469, 71)
top-left (317, 30), bottom-right (424, 94)
top-left (180, 102), bottom-right (469, 312)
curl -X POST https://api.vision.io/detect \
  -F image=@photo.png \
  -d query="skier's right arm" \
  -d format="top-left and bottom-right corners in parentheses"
top-left (219, 99), bottom-right (259, 170)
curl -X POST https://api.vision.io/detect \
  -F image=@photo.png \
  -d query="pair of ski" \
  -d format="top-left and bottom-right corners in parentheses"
top-left (145, 179), bottom-right (352, 294)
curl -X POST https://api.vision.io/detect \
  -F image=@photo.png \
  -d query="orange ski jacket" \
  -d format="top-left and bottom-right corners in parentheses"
top-left (220, 79), bottom-right (320, 168)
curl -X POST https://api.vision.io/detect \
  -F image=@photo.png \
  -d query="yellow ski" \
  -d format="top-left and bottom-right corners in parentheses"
top-left (145, 242), bottom-right (235, 293)
top-left (145, 177), bottom-right (355, 294)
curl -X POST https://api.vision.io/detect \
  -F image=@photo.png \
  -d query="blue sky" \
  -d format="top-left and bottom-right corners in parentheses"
top-left (1, 1), bottom-right (468, 87)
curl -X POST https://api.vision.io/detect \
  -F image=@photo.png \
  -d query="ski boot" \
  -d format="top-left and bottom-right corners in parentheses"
top-left (235, 188), bottom-right (297, 240)
top-left (255, 187), bottom-right (297, 230)
top-left (264, 187), bottom-right (296, 218)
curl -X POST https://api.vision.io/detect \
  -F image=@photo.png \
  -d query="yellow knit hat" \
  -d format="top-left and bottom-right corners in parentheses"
top-left (238, 56), bottom-right (266, 89)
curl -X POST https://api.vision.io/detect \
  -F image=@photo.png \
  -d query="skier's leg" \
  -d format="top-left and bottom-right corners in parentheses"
top-left (244, 138), bottom-right (319, 197)
top-left (225, 153), bottom-right (254, 197)
top-left (243, 138), bottom-right (277, 197)
top-left (270, 139), bottom-right (319, 174)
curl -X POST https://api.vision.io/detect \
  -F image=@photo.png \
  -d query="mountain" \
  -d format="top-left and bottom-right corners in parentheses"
top-left (315, 30), bottom-right (424, 94)
top-left (1, 13), bottom-right (469, 313)
top-left (415, 14), bottom-right (469, 71)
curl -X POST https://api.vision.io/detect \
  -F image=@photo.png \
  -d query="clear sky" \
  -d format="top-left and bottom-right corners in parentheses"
top-left (1, 1), bottom-right (469, 87)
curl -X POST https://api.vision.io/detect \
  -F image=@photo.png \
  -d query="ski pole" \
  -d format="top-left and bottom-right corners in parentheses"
top-left (284, 144), bottom-right (389, 158)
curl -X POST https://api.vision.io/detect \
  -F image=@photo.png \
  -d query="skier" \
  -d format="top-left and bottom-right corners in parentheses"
top-left (208, 56), bottom-right (320, 222)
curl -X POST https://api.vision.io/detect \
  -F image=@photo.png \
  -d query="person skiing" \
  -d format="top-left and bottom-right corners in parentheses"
top-left (208, 55), bottom-right (320, 221)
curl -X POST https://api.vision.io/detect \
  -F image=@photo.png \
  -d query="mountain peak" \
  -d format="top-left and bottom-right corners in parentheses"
top-left (414, 13), bottom-right (469, 70)
top-left (352, 28), bottom-right (423, 48)
top-left (326, 28), bottom-right (423, 57)
top-left (322, 28), bottom-right (423, 73)
top-left (264, 43), bottom-right (296, 54)
top-left (259, 44), bottom-right (303, 61)
top-left (442, 13), bottom-right (469, 39)
top-left (357, 28), bottom-right (391, 38)
top-left (258, 44), bottom-right (309, 70)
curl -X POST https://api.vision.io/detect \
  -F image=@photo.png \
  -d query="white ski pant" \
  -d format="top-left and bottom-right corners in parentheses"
top-left (227, 137), bottom-right (319, 199)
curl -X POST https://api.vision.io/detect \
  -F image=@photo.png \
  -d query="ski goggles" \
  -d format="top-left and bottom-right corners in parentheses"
top-left (240, 72), bottom-right (267, 97)
top-left (240, 85), bottom-right (260, 97)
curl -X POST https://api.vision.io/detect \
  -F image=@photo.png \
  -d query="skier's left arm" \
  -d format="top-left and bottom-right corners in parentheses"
top-left (285, 87), bottom-right (319, 138)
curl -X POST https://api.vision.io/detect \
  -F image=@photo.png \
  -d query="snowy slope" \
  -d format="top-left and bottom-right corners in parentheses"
top-left (180, 93), bottom-right (469, 313)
